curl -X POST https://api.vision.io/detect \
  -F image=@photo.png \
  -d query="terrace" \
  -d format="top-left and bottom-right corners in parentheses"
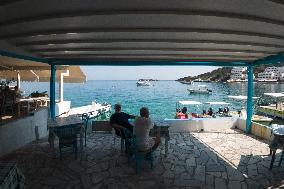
top-left (1, 129), bottom-right (283, 189)
top-left (1, 1), bottom-right (284, 188)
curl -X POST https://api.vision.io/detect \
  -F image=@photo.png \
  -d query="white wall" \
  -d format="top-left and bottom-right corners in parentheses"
top-left (0, 108), bottom-right (49, 156)
top-left (165, 117), bottom-right (238, 132)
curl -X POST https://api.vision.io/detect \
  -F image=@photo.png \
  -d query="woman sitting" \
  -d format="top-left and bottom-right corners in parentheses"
top-left (134, 107), bottom-right (160, 152)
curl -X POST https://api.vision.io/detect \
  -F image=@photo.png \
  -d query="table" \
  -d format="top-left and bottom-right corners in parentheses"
top-left (0, 161), bottom-right (25, 189)
top-left (269, 125), bottom-right (284, 169)
top-left (151, 120), bottom-right (170, 156)
top-left (48, 115), bottom-right (84, 158)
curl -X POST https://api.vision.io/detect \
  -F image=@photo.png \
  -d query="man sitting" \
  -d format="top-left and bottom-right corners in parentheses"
top-left (134, 107), bottom-right (160, 153)
top-left (110, 103), bottom-right (135, 136)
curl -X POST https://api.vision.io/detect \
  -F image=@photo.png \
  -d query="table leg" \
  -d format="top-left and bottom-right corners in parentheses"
top-left (270, 150), bottom-right (276, 170)
top-left (17, 103), bottom-right (20, 117)
top-left (80, 127), bottom-right (84, 160)
top-left (165, 136), bottom-right (169, 157)
top-left (278, 150), bottom-right (284, 167)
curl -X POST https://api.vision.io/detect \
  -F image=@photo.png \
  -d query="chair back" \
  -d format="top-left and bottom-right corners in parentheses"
top-left (123, 128), bottom-right (138, 154)
top-left (54, 125), bottom-right (80, 138)
top-left (81, 113), bottom-right (89, 126)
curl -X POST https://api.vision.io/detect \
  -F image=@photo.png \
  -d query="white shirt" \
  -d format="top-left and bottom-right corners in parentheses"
top-left (134, 117), bottom-right (154, 151)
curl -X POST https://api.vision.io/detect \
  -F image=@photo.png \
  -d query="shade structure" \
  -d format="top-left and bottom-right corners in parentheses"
top-left (0, 66), bottom-right (86, 83)
top-left (0, 0), bottom-right (284, 65)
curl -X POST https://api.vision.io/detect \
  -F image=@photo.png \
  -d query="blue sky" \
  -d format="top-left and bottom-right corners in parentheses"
top-left (81, 66), bottom-right (218, 80)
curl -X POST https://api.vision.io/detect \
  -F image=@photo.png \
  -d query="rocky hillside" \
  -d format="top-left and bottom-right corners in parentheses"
top-left (177, 64), bottom-right (284, 82)
top-left (177, 67), bottom-right (232, 82)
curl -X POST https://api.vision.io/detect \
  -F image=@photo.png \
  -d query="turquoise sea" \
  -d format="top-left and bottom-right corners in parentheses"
top-left (20, 80), bottom-right (284, 119)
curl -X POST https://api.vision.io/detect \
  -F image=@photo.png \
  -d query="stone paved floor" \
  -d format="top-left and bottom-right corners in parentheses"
top-left (1, 129), bottom-right (284, 189)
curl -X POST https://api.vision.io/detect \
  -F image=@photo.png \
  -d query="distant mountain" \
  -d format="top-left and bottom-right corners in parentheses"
top-left (177, 67), bottom-right (232, 82)
top-left (177, 63), bottom-right (284, 82)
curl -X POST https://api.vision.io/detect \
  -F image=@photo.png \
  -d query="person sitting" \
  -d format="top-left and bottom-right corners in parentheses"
top-left (202, 110), bottom-right (207, 115)
top-left (134, 107), bottom-right (160, 153)
top-left (181, 107), bottom-right (188, 119)
top-left (176, 108), bottom-right (186, 119)
top-left (191, 112), bottom-right (199, 118)
top-left (218, 107), bottom-right (223, 114)
top-left (207, 107), bottom-right (213, 116)
top-left (110, 104), bottom-right (136, 152)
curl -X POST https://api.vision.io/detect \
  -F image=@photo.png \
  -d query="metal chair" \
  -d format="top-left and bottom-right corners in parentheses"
top-left (270, 148), bottom-right (284, 169)
top-left (54, 125), bottom-right (80, 161)
top-left (123, 128), bottom-right (154, 174)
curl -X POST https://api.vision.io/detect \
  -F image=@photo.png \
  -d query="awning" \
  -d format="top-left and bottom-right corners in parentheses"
top-left (228, 95), bottom-right (260, 100)
top-left (0, 1), bottom-right (284, 66)
top-left (0, 66), bottom-right (86, 83)
top-left (178, 101), bottom-right (202, 105)
top-left (205, 102), bottom-right (230, 105)
top-left (264, 93), bottom-right (284, 98)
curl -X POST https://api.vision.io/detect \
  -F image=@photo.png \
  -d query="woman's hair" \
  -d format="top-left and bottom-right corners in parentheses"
top-left (182, 107), bottom-right (187, 114)
top-left (140, 107), bottom-right (149, 118)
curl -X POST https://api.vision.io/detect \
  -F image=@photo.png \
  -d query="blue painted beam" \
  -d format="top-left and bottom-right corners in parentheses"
top-left (246, 64), bottom-right (254, 134)
top-left (50, 60), bottom-right (247, 67)
top-left (253, 53), bottom-right (284, 66)
top-left (0, 50), bottom-right (49, 64)
top-left (50, 64), bottom-right (56, 119)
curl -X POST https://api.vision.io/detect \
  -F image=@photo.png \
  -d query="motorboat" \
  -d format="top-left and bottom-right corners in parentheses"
top-left (136, 80), bottom-right (152, 86)
top-left (227, 95), bottom-right (273, 124)
top-left (187, 85), bottom-right (212, 94)
top-left (175, 100), bottom-right (203, 119)
top-left (179, 80), bottom-right (194, 85)
top-left (258, 93), bottom-right (284, 119)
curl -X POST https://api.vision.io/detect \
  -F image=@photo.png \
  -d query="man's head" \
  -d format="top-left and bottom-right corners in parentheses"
top-left (114, 103), bottom-right (121, 113)
top-left (140, 107), bottom-right (149, 118)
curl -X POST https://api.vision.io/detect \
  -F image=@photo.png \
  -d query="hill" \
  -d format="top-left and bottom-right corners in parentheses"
top-left (177, 64), bottom-right (284, 82)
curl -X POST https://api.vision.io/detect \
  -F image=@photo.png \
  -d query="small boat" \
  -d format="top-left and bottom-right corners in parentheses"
top-left (136, 80), bottom-right (152, 86)
top-left (180, 80), bottom-right (194, 85)
top-left (187, 85), bottom-right (212, 94)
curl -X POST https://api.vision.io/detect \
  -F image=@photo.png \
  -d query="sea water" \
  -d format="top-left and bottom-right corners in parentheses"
top-left (20, 80), bottom-right (284, 119)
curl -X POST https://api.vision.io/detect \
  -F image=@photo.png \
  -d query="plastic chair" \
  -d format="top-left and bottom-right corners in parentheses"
top-left (123, 128), bottom-right (154, 174)
top-left (54, 125), bottom-right (80, 161)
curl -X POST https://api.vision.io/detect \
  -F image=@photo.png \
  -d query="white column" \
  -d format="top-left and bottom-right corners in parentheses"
top-left (59, 70), bottom-right (69, 102)
top-left (17, 71), bottom-right (21, 89)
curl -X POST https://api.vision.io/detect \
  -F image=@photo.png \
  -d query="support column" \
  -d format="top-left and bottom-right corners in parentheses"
top-left (246, 64), bottom-right (254, 133)
top-left (50, 64), bottom-right (56, 119)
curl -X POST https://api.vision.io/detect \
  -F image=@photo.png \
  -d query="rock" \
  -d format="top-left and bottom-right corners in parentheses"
top-left (81, 174), bottom-right (92, 189)
top-left (215, 178), bottom-right (227, 189)
top-left (194, 165), bottom-right (205, 182)
top-left (228, 181), bottom-right (242, 189)
top-left (206, 164), bottom-right (226, 172)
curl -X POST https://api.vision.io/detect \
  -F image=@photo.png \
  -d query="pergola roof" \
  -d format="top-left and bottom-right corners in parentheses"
top-left (1, 0), bottom-right (284, 66)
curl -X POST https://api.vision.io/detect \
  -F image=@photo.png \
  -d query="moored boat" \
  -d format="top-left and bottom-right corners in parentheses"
top-left (187, 85), bottom-right (212, 94)
top-left (136, 80), bottom-right (152, 86)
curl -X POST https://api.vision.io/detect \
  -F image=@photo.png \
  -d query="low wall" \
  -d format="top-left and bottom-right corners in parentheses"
top-left (165, 117), bottom-right (238, 132)
top-left (235, 118), bottom-right (272, 140)
top-left (0, 107), bottom-right (49, 156)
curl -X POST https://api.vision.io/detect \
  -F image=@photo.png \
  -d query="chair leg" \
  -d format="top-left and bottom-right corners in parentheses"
top-left (75, 141), bottom-right (78, 160)
top-left (85, 129), bottom-right (87, 147)
top-left (270, 150), bottom-right (276, 169)
top-left (121, 138), bottom-right (124, 153)
top-left (278, 150), bottom-right (284, 167)
top-left (59, 141), bottom-right (63, 161)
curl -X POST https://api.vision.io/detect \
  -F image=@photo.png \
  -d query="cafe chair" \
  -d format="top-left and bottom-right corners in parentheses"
top-left (111, 125), bottom-right (125, 153)
top-left (123, 128), bottom-right (154, 174)
top-left (54, 125), bottom-right (79, 161)
top-left (270, 148), bottom-right (284, 169)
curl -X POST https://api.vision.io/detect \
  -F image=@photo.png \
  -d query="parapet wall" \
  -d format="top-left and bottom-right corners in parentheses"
top-left (0, 108), bottom-right (49, 156)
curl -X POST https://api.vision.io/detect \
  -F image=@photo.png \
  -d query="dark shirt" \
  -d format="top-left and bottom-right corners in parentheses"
top-left (110, 112), bottom-right (133, 135)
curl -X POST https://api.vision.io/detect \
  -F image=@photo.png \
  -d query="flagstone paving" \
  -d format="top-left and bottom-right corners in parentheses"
top-left (1, 130), bottom-right (284, 189)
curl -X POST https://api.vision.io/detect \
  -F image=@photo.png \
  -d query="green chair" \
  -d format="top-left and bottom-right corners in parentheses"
top-left (54, 125), bottom-right (80, 161)
top-left (123, 128), bottom-right (154, 174)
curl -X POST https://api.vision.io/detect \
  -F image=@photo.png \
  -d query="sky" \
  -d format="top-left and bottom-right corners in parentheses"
top-left (81, 66), bottom-right (218, 80)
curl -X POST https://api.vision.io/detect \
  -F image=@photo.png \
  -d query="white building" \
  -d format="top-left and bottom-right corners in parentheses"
top-left (229, 67), bottom-right (247, 81)
top-left (257, 66), bottom-right (284, 81)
